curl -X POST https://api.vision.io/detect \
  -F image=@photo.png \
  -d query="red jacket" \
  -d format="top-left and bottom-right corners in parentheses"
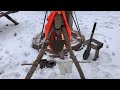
top-left (45, 11), bottom-right (71, 41)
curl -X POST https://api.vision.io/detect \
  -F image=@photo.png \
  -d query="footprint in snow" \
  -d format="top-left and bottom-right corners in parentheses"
top-left (5, 50), bottom-right (10, 55)
top-left (49, 72), bottom-right (58, 79)
top-left (112, 52), bottom-right (115, 56)
top-left (101, 71), bottom-right (113, 79)
top-left (14, 62), bottom-right (20, 67)
top-left (105, 26), bottom-right (109, 28)
top-left (15, 72), bottom-right (21, 78)
top-left (106, 44), bottom-right (109, 48)
top-left (22, 60), bottom-right (28, 64)
top-left (0, 56), bottom-right (3, 61)
top-left (24, 68), bottom-right (30, 72)
top-left (98, 52), bottom-right (112, 64)
top-left (104, 39), bottom-right (107, 43)
top-left (0, 49), bottom-right (3, 51)
top-left (0, 69), bottom-right (4, 75)
top-left (6, 24), bottom-right (13, 26)
top-left (19, 45), bottom-right (22, 48)
top-left (17, 37), bottom-right (22, 40)
top-left (109, 22), bottom-right (114, 25)
top-left (14, 33), bottom-right (17, 36)
top-left (24, 52), bottom-right (30, 57)
top-left (6, 24), bottom-right (11, 26)
top-left (95, 18), bottom-right (99, 21)
top-left (109, 27), bottom-right (113, 29)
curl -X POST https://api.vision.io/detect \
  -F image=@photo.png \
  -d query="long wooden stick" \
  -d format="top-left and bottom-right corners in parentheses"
top-left (5, 15), bottom-right (19, 25)
top-left (25, 26), bottom-right (55, 79)
top-left (0, 11), bottom-right (19, 25)
top-left (62, 27), bottom-right (85, 79)
top-left (0, 11), bottom-right (18, 17)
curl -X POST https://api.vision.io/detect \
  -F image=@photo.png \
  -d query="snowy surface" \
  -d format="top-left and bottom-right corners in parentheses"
top-left (0, 11), bottom-right (120, 79)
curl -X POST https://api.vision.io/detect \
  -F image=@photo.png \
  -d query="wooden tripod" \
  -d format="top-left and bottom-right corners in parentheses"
top-left (24, 12), bottom-right (85, 79)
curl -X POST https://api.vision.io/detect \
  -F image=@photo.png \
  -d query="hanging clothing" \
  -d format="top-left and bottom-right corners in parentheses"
top-left (44, 11), bottom-right (72, 49)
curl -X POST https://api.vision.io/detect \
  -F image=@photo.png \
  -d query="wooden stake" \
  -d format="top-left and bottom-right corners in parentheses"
top-left (25, 26), bottom-right (55, 79)
top-left (62, 27), bottom-right (85, 79)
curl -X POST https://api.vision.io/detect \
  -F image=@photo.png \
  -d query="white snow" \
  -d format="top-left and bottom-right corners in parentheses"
top-left (0, 11), bottom-right (120, 79)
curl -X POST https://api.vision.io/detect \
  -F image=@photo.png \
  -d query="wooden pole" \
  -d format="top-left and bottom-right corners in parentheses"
top-left (62, 27), bottom-right (85, 79)
top-left (0, 11), bottom-right (19, 25)
top-left (65, 11), bottom-right (73, 31)
top-left (25, 26), bottom-right (55, 79)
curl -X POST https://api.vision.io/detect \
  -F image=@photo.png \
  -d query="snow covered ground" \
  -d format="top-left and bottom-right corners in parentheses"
top-left (0, 11), bottom-right (120, 79)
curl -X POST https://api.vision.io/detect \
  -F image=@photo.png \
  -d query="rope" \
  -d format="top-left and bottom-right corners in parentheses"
top-left (70, 11), bottom-right (82, 38)
top-left (38, 11), bottom-right (48, 51)
top-left (73, 11), bottom-right (82, 37)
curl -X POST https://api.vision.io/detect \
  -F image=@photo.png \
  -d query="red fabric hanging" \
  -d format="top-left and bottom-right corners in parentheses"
top-left (44, 11), bottom-right (71, 49)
